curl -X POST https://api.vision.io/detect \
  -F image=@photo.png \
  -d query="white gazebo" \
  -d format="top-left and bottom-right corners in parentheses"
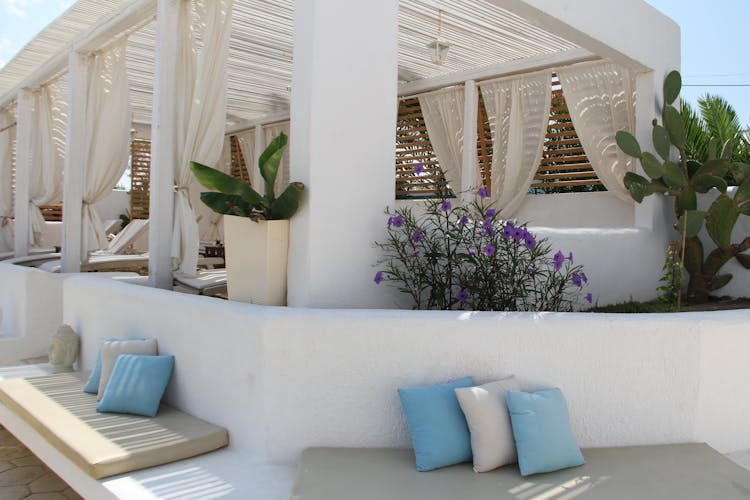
top-left (0, 0), bottom-right (680, 308)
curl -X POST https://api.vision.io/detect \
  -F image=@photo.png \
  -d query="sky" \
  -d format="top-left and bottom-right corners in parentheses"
top-left (0, 0), bottom-right (749, 126)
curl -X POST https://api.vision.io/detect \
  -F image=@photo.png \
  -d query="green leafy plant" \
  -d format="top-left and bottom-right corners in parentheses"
top-left (616, 70), bottom-right (750, 303)
top-left (374, 184), bottom-right (591, 311)
top-left (657, 241), bottom-right (682, 307)
top-left (190, 132), bottom-right (304, 220)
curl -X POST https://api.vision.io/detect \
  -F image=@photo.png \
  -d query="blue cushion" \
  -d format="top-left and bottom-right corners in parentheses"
top-left (96, 355), bottom-right (174, 417)
top-left (398, 377), bottom-right (473, 471)
top-left (506, 388), bottom-right (585, 476)
top-left (82, 338), bottom-right (117, 393)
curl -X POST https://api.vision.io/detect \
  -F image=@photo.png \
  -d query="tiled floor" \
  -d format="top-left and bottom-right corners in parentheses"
top-left (0, 427), bottom-right (83, 500)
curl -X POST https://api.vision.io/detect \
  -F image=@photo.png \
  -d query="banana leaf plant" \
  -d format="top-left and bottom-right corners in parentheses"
top-left (190, 132), bottom-right (304, 221)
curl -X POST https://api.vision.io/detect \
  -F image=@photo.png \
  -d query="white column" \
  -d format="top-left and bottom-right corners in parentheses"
top-left (13, 88), bottom-right (33, 257)
top-left (61, 52), bottom-right (88, 272)
top-left (288, 0), bottom-right (399, 307)
top-left (148, 0), bottom-right (180, 289)
top-left (253, 124), bottom-right (264, 191)
top-left (461, 80), bottom-right (478, 202)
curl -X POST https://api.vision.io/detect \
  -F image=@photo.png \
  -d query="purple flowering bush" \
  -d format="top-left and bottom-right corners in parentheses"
top-left (374, 191), bottom-right (591, 311)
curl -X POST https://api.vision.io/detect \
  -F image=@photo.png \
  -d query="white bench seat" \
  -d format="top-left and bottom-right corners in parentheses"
top-left (292, 445), bottom-right (750, 500)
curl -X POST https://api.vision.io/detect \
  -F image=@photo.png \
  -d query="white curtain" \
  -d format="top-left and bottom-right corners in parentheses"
top-left (172, 0), bottom-right (233, 276)
top-left (557, 61), bottom-right (636, 203)
top-left (0, 108), bottom-right (14, 252)
top-left (419, 87), bottom-right (464, 194)
top-left (81, 38), bottom-right (131, 255)
top-left (479, 70), bottom-right (552, 217)
top-left (28, 82), bottom-right (65, 246)
top-left (194, 135), bottom-right (231, 242)
top-left (235, 127), bottom-right (255, 186)
top-left (264, 120), bottom-right (290, 195)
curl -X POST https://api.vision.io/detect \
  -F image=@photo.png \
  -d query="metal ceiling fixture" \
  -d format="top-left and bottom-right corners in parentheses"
top-left (425, 9), bottom-right (451, 65)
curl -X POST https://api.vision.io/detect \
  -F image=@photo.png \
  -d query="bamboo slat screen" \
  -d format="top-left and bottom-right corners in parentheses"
top-left (130, 138), bottom-right (151, 220)
top-left (229, 135), bottom-right (251, 185)
top-left (395, 97), bottom-right (452, 199)
top-left (529, 74), bottom-right (604, 194)
top-left (39, 204), bottom-right (63, 222)
top-left (476, 93), bottom-right (493, 192)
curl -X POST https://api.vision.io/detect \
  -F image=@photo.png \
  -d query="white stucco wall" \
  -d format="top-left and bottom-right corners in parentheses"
top-left (59, 276), bottom-right (750, 468)
top-left (0, 264), bottom-right (63, 364)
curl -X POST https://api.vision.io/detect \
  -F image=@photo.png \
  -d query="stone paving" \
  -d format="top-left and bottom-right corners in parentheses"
top-left (0, 426), bottom-right (83, 500)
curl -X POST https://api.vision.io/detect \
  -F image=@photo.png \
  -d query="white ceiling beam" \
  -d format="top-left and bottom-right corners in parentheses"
top-left (398, 47), bottom-right (596, 97)
top-left (490, 0), bottom-right (679, 74)
top-left (225, 111), bottom-right (291, 135)
top-left (0, 0), bottom-right (156, 110)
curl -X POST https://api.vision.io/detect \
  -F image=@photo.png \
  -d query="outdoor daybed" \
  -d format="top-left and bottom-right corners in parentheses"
top-left (292, 446), bottom-right (750, 500)
top-left (0, 371), bottom-right (228, 479)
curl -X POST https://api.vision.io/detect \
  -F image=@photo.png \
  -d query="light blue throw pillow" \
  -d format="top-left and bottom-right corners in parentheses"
top-left (96, 354), bottom-right (174, 417)
top-left (398, 377), bottom-right (473, 471)
top-left (506, 388), bottom-right (585, 476)
top-left (82, 338), bottom-right (117, 394)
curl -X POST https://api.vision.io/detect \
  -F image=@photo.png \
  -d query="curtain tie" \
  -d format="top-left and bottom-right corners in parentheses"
top-left (0, 216), bottom-right (10, 227)
top-left (174, 185), bottom-right (189, 194)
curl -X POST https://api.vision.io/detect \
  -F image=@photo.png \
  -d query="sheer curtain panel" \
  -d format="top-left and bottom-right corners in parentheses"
top-left (0, 108), bottom-right (13, 252)
top-left (419, 87), bottom-right (465, 194)
top-left (28, 83), bottom-right (65, 247)
top-left (81, 38), bottom-right (131, 256)
top-left (172, 0), bottom-right (233, 276)
top-left (556, 61), bottom-right (636, 203)
top-left (479, 70), bottom-right (552, 217)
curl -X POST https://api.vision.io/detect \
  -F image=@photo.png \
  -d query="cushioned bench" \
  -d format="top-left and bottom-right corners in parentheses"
top-left (0, 372), bottom-right (228, 479)
top-left (292, 445), bottom-right (750, 500)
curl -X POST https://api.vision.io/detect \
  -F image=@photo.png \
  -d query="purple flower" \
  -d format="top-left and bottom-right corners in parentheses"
top-left (413, 250), bottom-right (421, 257)
top-left (374, 271), bottom-right (384, 284)
top-left (527, 265), bottom-right (536, 277)
top-left (414, 163), bottom-right (425, 175)
top-left (486, 208), bottom-right (497, 218)
top-left (477, 187), bottom-right (489, 199)
top-left (523, 233), bottom-right (537, 249)
top-left (581, 272), bottom-right (588, 284)
top-left (585, 292), bottom-right (593, 304)
top-left (411, 229), bottom-right (424, 243)
top-left (458, 215), bottom-right (469, 228)
top-left (455, 289), bottom-right (470, 303)
top-left (553, 250), bottom-right (565, 271)
top-left (440, 200), bottom-right (452, 212)
top-left (571, 272), bottom-right (583, 287)
top-left (484, 244), bottom-right (496, 256)
top-left (567, 252), bottom-right (574, 264)
top-left (512, 227), bottom-right (525, 241)
top-left (387, 214), bottom-right (405, 228)
top-left (502, 222), bottom-right (514, 240)
top-left (468, 247), bottom-right (477, 256)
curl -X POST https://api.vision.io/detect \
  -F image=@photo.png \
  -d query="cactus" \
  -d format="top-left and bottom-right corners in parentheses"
top-left (190, 132), bottom-right (305, 221)
top-left (616, 70), bottom-right (750, 303)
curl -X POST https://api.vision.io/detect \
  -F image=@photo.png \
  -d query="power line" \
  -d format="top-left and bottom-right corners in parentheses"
top-left (682, 84), bottom-right (750, 87)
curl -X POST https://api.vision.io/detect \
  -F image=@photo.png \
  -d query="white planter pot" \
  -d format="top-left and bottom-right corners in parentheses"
top-left (223, 215), bottom-right (289, 306)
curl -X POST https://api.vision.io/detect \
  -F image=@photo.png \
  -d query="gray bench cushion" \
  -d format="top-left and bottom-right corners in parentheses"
top-left (0, 372), bottom-right (228, 479)
top-left (292, 445), bottom-right (750, 500)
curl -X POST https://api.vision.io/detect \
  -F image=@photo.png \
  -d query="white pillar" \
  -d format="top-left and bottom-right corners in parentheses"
top-left (148, 0), bottom-right (180, 289)
top-left (288, 0), bottom-right (399, 308)
top-left (13, 88), bottom-right (33, 257)
top-left (253, 124), bottom-right (264, 190)
top-left (61, 52), bottom-right (88, 272)
top-left (461, 80), bottom-right (478, 202)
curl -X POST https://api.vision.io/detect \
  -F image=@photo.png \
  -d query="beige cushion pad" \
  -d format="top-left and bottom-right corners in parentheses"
top-left (0, 372), bottom-right (228, 479)
top-left (292, 445), bottom-right (750, 500)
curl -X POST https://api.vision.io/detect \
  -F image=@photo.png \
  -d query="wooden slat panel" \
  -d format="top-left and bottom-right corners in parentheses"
top-left (130, 138), bottom-right (151, 220)
top-left (38, 204), bottom-right (63, 222)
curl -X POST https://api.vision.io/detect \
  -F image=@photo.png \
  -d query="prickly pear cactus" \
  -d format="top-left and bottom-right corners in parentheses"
top-left (616, 71), bottom-right (750, 302)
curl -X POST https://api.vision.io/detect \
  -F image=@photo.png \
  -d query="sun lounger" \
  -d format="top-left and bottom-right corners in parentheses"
top-left (0, 247), bottom-right (57, 262)
top-left (173, 268), bottom-right (227, 295)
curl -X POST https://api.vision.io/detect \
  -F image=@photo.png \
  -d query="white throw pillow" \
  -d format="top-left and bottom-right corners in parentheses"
top-left (454, 376), bottom-right (521, 472)
top-left (97, 339), bottom-right (158, 399)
